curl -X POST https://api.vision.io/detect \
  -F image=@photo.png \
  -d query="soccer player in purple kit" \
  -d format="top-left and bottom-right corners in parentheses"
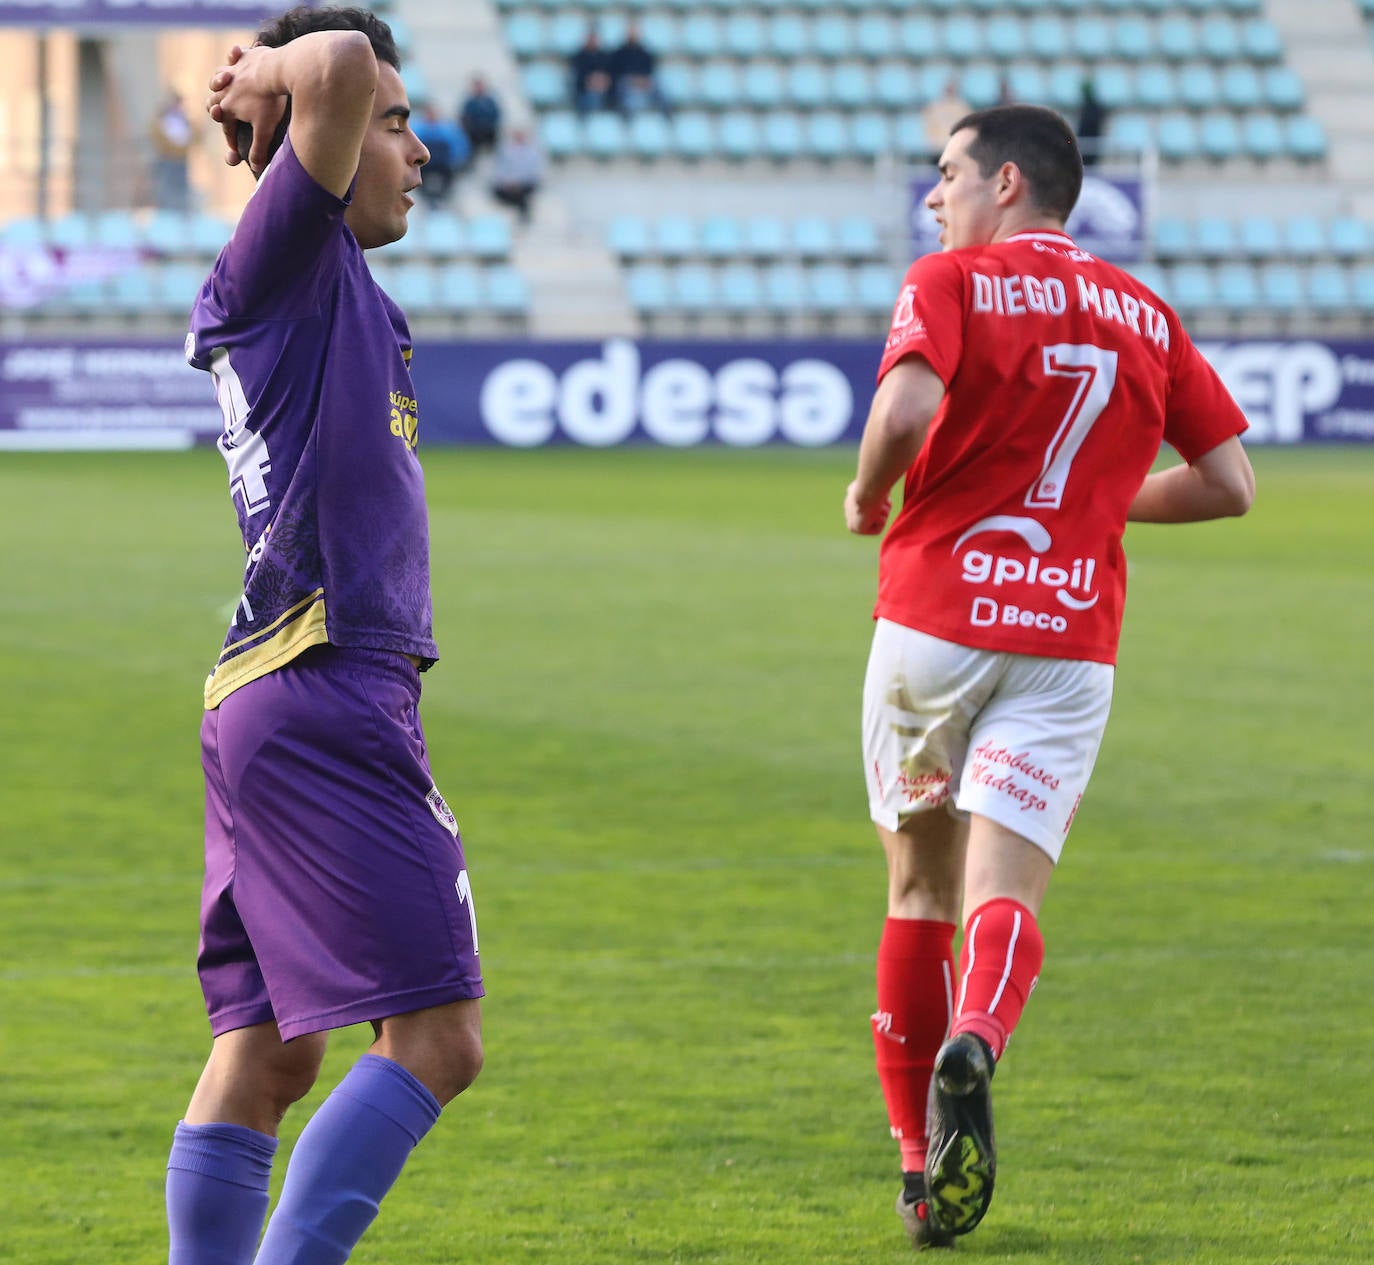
top-left (165, 9), bottom-right (483, 1264)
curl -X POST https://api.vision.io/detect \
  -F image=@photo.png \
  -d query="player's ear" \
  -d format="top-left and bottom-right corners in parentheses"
top-left (236, 97), bottom-right (294, 179)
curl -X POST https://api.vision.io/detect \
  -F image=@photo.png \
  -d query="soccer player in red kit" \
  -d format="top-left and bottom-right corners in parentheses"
top-left (844, 105), bottom-right (1254, 1249)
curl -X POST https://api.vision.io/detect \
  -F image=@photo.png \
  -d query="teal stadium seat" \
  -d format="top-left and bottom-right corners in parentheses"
top-left (655, 214), bottom-right (698, 260)
top-left (744, 216), bottom-right (790, 259)
top-left (608, 215), bottom-right (651, 260)
top-left (852, 112), bottom-right (893, 158)
top-left (875, 63), bottom-right (919, 109)
top-left (1215, 263), bottom-right (1260, 312)
top-left (190, 214), bottom-right (234, 255)
top-left (1113, 15), bottom-right (1154, 60)
top-left (1285, 116), bottom-right (1327, 161)
top-left (1178, 64), bottom-right (1221, 110)
top-left (1107, 111), bottom-right (1153, 154)
top-left (423, 213), bottom-right (466, 258)
top-left (584, 112), bottom-right (627, 159)
top-left (1219, 64), bottom-right (1262, 110)
top-left (718, 112), bottom-right (761, 160)
top-left (1258, 263), bottom-right (1304, 312)
top-left (627, 265), bottom-right (672, 315)
top-left (985, 16), bottom-right (1024, 60)
top-left (1093, 65), bottom-right (1134, 111)
top-left (1263, 67), bottom-right (1304, 112)
top-left (1198, 112), bottom-right (1241, 161)
top-left (787, 62), bottom-right (830, 109)
top-left (141, 210), bottom-right (191, 254)
top-left (724, 13), bottom-right (766, 58)
top-left (1169, 264), bottom-right (1216, 310)
top-left (641, 14), bottom-right (679, 55)
top-left (942, 15), bottom-right (984, 60)
top-left (1156, 112), bottom-right (1200, 161)
top-left (1241, 113), bottom-right (1285, 161)
top-left (629, 112), bottom-right (672, 159)
top-left (743, 63), bottom-right (785, 109)
top-left (698, 61), bottom-right (740, 109)
top-left (1198, 17), bottom-right (1241, 61)
top-left (672, 112), bottom-right (716, 160)
top-left (157, 263), bottom-right (206, 313)
top-left (548, 14), bottom-right (587, 53)
top-left (763, 263), bottom-right (808, 314)
top-left (961, 64), bottom-right (1005, 109)
top-left (1005, 64), bottom-right (1048, 105)
top-left (48, 214), bottom-right (92, 249)
top-left (806, 112), bottom-right (849, 160)
top-left (391, 263), bottom-right (438, 313)
top-left (442, 263), bottom-right (486, 313)
top-left (1328, 217), bottom-right (1371, 259)
top-left (656, 62), bottom-right (693, 107)
top-left (673, 265), bottom-right (717, 314)
top-left (792, 216), bottom-right (835, 258)
top-left (467, 216), bottom-right (512, 260)
top-left (485, 267), bottom-right (530, 317)
top-left (812, 15), bottom-right (856, 59)
top-left (762, 111), bottom-right (805, 160)
top-left (718, 263), bottom-right (762, 314)
top-left (1240, 19), bottom-right (1283, 62)
top-left (1237, 215), bottom-right (1283, 259)
top-left (1127, 261), bottom-right (1169, 301)
top-left (699, 215), bottom-right (743, 260)
top-left (93, 211), bottom-right (140, 250)
top-left (505, 13), bottom-right (544, 58)
top-left (1155, 17), bottom-right (1196, 62)
top-left (540, 112), bottom-right (581, 160)
top-left (808, 264), bottom-right (855, 315)
top-left (680, 14), bottom-right (722, 59)
top-left (899, 16), bottom-right (941, 59)
top-left (836, 215), bottom-right (882, 261)
top-left (522, 62), bottom-right (566, 109)
top-left (1354, 268), bottom-right (1374, 314)
top-left (107, 269), bottom-right (159, 315)
top-left (856, 265), bottom-right (899, 315)
top-left (1152, 215), bottom-right (1193, 259)
top-left (856, 15), bottom-right (897, 59)
top-left (1073, 16), bottom-right (1114, 60)
top-left (832, 63), bottom-right (872, 109)
top-left (769, 14), bottom-right (809, 59)
top-left (1306, 264), bottom-right (1351, 312)
top-left (1135, 62), bottom-right (1176, 110)
top-left (1282, 216), bottom-right (1327, 259)
top-left (1194, 216), bottom-right (1238, 258)
top-left (1028, 16), bottom-right (1069, 59)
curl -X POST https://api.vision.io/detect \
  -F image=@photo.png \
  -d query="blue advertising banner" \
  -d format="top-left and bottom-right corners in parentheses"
top-left (0, 0), bottom-right (286, 25)
top-left (2, 337), bottom-right (1373, 450)
top-left (909, 168), bottom-right (1147, 263)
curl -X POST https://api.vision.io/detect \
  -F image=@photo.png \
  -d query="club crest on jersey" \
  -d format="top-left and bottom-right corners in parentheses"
top-left (426, 785), bottom-right (459, 837)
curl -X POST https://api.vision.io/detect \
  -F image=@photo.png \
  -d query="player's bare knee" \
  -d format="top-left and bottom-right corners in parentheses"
top-left (263, 1033), bottom-right (327, 1112)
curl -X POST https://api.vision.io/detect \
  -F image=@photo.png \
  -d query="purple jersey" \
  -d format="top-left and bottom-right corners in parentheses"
top-left (187, 135), bottom-right (437, 709)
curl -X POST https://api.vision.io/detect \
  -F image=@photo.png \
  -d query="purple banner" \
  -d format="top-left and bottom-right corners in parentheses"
top-left (3, 337), bottom-right (1373, 450)
top-left (909, 168), bottom-right (1147, 264)
top-left (0, 245), bottom-right (145, 309)
top-left (0, 0), bottom-right (287, 25)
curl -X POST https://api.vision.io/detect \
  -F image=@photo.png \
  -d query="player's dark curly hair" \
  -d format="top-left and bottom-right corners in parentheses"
top-left (236, 5), bottom-right (400, 172)
top-left (949, 105), bottom-right (1084, 224)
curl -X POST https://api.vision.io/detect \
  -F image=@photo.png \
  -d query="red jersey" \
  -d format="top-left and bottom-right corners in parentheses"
top-left (874, 230), bottom-right (1247, 665)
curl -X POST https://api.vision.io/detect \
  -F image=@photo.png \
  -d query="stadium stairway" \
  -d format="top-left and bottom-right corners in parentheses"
top-left (1264, 0), bottom-right (1374, 216)
top-left (399, 0), bottom-right (636, 335)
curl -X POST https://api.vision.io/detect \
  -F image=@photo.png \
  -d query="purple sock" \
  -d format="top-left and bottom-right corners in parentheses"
top-left (167, 1121), bottom-right (278, 1265)
top-left (253, 1054), bottom-right (442, 1265)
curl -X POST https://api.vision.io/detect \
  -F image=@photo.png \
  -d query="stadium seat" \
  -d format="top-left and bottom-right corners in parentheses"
top-left (673, 264), bottom-right (717, 314)
top-left (805, 112), bottom-right (849, 160)
top-left (831, 62), bottom-right (872, 109)
top-left (1328, 217), bottom-right (1372, 259)
top-left (698, 61), bottom-right (741, 109)
top-left (140, 210), bottom-right (191, 254)
top-left (521, 62), bottom-right (566, 109)
top-left (899, 15), bottom-right (941, 59)
top-left (1237, 215), bottom-right (1283, 259)
top-left (431, 259), bottom-right (480, 313)
top-left (1107, 111), bottom-right (1153, 154)
top-left (1152, 215), bottom-right (1193, 259)
top-left (856, 15), bottom-right (897, 59)
top-left (93, 211), bottom-right (140, 251)
top-left (763, 262), bottom-right (808, 314)
top-left (584, 112), bottom-right (627, 159)
top-left (744, 216), bottom-right (789, 259)
top-left (742, 63), bottom-right (785, 109)
top-left (855, 264), bottom-right (899, 314)
top-left (1156, 112), bottom-right (1200, 161)
top-left (699, 215), bottom-right (743, 260)
top-left (626, 264), bottom-right (672, 314)
top-left (724, 13), bottom-right (766, 57)
top-left (1072, 16), bottom-right (1114, 60)
top-left (1134, 62), bottom-right (1176, 110)
top-left (1046, 64), bottom-right (1086, 110)
top-left (467, 216), bottom-right (513, 261)
top-left (485, 266), bottom-right (531, 316)
top-left (540, 112), bottom-right (581, 160)
top-left (984, 16), bottom-right (1024, 60)
top-left (1198, 112), bottom-right (1241, 161)
top-left (48, 214), bottom-right (92, 250)
top-left (656, 62), bottom-right (694, 107)
top-left (812, 15), bottom-right (856, 59)
top-left (422, 213), bottom-right (466, 258)
top-left (1285, 116), bottom-right (1328, 161)
top-left (1282, 216), bottom-right (1327, 259)
top-left (1219, 64), bottom-right (1263, 111)
top-left (718, 263), bottom-right (763, 314)
top-left (1262, 66), bottom-right (1305, 112)
top-left (836, 215), bottom-right (882, 260)
top-left (505, 13), bottom-right (545, 58)
top-left (628, 112), bottom-right (672, 159)
top-left (762, 111), bottom-right (805, 160)
top-left (1178, 64), bottom-right (1221, 111)
top-left (1113, 15), bottom-right (1154, 60)
top-left (1005, 63), bottom-right (1048, 105)
top-left (548, 13), bottom-right (586, 53)
top-left (942, 15), bottom-right (984, 60)
top-left (1194, 216), bottom-right (1238, 258)
top-left (107, 268), bottom-right (160, 315)
top-left (1214, 262), bottom-right (1259, 312)
top-left (718, 112), bottom-right (761, 160)
top-left (851, 112), bottom-right (893, 158)
top-left (1354, 268), bottom-right (1374, 314)
top-left (1155, 17), bottom-right (1196, 62)
top-left (390, 263), bottom-right (438, 313)
top-left (672, 112), bottom-right (716, 160)
top-left (654, 214), bottom-right (698, 260)
top-left (787, 61), bottom-right (831, 109)
top-left (1093, 64), bottom-right (1134, 111)
top-left (1240, 19), bottom-right (1284, 62)
top-left (792, 216), bottom-right (835, 259)
top-left (608, 215), bottom-right (651, 260)
top-left (680, 14), bottom-right (723, 58)
top-left (961, 64), bottom-right (1005, 109)
top-left (1306, 263), bottom-right (1351, 311)
top-left (1169, 263), bottom-right (1216, 309)
top-left (641, 14), bottom-right (680, 56)
top-left (1241, 113), bottom-right (1285, 161)
top-left (807, 264), bottom-right (855, 315)
top-left (1198, 17), bottom-right (1241, 61)
top-left (874, 63), bottom-right (919, 109)
top-left (1127, 261), bottom-right (1169, 300)
top-left (189, 214), bottom-right (234, 255)
top-left (769, 14), bottom-right (809, 58)
top-left (1257, 263), bottom-right (1304, 312)
top-left (156, 263), bottom-right (206, 313)
top-left (1027, 16), bottom-right (1069, 59)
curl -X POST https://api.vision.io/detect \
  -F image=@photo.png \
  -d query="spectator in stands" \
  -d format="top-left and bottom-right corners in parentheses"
top-left (489, 125), bottom-right (544, 224)
top-left (921, 78), bottom-right (971, 164)
top-left (459, 75), bottom-right (502, 155)
top-left (569, 27), bottom-right (614, 115)
top-left (149, 88), bottom-right (194, 212)
top-left (413, 100), bottom-right (470, 206)
top-left (1077, 80), bottom-right (1107, 167)
top-left (611, 22), bottom-right (670, 116)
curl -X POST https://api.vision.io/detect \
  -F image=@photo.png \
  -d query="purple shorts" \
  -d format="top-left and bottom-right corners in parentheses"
top-left (198, 645), bottom-right (484, 1041)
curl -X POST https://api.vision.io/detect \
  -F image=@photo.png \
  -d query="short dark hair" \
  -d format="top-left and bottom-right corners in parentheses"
top-left (949, 105), bottom-right (1083, 223)
top-left (236, 5), bottom-right (400, 171)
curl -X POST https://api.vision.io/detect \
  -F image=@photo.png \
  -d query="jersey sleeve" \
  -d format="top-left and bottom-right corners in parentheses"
top-left (209, 133), bottom-right (353, 319)
top-left (876, 252), bottom-right (966, 386)
top-left (1162, 321), bottom-right (1249, 462)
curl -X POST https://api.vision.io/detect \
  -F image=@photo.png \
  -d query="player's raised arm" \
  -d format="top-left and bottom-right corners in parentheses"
top-left (1126, 435), bottom-right (1255, 523)
top-left (208, 29), bottom-right (377, 195)
top-left (845, 356), bottom-right (946, 535)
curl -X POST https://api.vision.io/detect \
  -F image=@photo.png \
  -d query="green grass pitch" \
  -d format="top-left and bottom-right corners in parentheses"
top-left (1, 445), bottom-right (1371, 1263)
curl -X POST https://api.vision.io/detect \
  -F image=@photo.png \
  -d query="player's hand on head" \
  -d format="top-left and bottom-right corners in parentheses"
top-left (845, 482), bottom-right (892, 535)
top-left (206, 44), bottom-right (286, 175)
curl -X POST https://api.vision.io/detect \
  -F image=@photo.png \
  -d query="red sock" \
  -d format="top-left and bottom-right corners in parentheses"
top-left (872, 918), bottom-right (956, 1174)
top-left (952, 898), bottom-right (1045, 1061)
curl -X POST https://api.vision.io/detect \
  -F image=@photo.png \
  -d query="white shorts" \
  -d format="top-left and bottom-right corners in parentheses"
top-left (861, 619), bottom-right (1114, 862)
